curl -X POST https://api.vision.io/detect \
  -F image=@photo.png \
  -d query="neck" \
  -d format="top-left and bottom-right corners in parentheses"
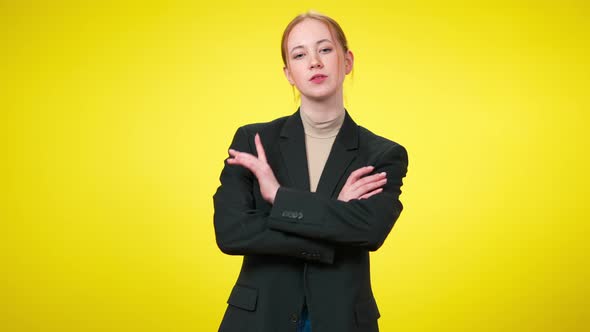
top-left (299, 89), bottom-right (345, 122)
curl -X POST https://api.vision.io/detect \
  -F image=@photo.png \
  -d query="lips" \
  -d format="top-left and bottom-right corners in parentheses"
top-left (309, 74), bottom-right (327, 81)
top-left (310, 74), bottom-right (328, 83)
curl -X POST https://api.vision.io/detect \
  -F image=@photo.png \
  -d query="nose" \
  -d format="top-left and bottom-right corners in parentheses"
top-left (309, 53), bottom-right (323, 69)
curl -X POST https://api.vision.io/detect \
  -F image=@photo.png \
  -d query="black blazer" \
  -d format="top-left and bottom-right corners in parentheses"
top-left (213, 108), bottom-right (409, 332)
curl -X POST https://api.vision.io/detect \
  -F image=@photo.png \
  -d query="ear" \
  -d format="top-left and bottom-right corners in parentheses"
top-left (344, 50), bottom-right (354, 75)
top-left (283, 65), bottom-right (295, 85)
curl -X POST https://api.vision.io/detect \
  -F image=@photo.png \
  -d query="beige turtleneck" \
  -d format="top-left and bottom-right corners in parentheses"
top-left (300, 109), bottom-right (346, 192)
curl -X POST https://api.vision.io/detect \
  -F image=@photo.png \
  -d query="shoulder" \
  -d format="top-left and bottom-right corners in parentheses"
top-left (358, 125), bottom-right (408, 163)
top-left (227, 115), bottom-right (291, 152)
top-left (238, 115), bottom-right (290, 137)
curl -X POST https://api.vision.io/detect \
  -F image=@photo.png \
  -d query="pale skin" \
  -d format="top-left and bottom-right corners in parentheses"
top-left (227, 18), bottom-right (386, 204)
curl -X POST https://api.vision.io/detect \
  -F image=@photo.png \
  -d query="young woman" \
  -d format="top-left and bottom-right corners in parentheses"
top-left (213, 11), bottom-right (409, 332)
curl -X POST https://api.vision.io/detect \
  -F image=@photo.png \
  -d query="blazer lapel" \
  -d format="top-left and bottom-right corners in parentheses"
top-left (278, 109), bottom-right (311, 191)
top-left (315, 110), bottom-right (359, 198)
top-left (278, 108), bottom-right (359, 197)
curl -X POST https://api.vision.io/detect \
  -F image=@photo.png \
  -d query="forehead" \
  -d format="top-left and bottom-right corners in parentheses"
top-left (287, 19), bottom-right (334, 50)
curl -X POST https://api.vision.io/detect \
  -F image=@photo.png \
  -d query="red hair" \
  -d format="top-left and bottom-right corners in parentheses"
top-left (281, 11), bottom-right (350, 68)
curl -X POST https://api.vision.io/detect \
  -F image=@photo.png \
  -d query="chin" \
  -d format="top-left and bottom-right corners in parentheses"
top-left (303, 94), bottom-right (337, 102)
top-left (302, 89), bottom-right (338, 100)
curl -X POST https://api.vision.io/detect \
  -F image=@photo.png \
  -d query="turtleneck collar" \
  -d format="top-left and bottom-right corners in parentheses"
top-left (299, 107), bottom-right (346, 139)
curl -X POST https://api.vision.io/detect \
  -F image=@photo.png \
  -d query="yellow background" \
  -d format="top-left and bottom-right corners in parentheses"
top-left (2, 1), bottom-right (588, 331)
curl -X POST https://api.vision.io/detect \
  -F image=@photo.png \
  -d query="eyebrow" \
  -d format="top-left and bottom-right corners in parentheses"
top-left (290, 39), bottom-right (333, 54)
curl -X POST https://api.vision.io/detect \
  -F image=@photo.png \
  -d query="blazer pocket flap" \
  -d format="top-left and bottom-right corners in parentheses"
top-left (227, 284), bottom-right (258, 312)
top-left (355, 297), bottom-right (381, 324)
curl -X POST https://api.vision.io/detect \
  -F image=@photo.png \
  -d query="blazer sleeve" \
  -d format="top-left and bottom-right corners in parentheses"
top-left (213, 126), bottom-right (335, 264)
top-left (268, 143), bottom-right (409, 251)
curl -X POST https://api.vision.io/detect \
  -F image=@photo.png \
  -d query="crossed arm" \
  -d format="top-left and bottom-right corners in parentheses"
top-left (226, 133), bottom-right (387, 204)
top-left (213, 127), bottom-right (408, 264)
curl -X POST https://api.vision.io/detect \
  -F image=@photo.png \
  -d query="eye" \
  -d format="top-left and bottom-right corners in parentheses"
top-left (320, 48), bottom-right (332, 53)
top-left (293, 53), bottom-right (304, 60)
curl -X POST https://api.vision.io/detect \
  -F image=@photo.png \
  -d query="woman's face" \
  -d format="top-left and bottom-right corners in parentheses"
top-left (283, 19), bottom-right (353, 102)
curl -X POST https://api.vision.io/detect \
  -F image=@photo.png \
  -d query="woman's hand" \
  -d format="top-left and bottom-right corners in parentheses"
top-left (338, 166), bottom-right (387, 202)
top-left (227, 133), bottom-right (281, 204)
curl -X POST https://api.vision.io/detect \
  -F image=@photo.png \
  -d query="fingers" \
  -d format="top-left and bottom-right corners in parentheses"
top-left (228, 144), bottom-right (280, 205)
top-left (254, 133), bottom-right (267, 163)
top-left (345, 171), bottom-right (387, 200)
top-left (359, 188), bottom-right (383, 200)
top-left (338, 167), bottom-right (388, 201)
top-left (351, 172), bottom-right (387, 191)
top-left (227, 149), bottom-right (261, 174)
top-left (227, 142), bottom-right (274, 181)
top-left (345, 166), bottom-right (375, 185)
top-left (354, 176), bottom-right (386, 197)
top-left (228, 132), bottom-right (267, 164)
